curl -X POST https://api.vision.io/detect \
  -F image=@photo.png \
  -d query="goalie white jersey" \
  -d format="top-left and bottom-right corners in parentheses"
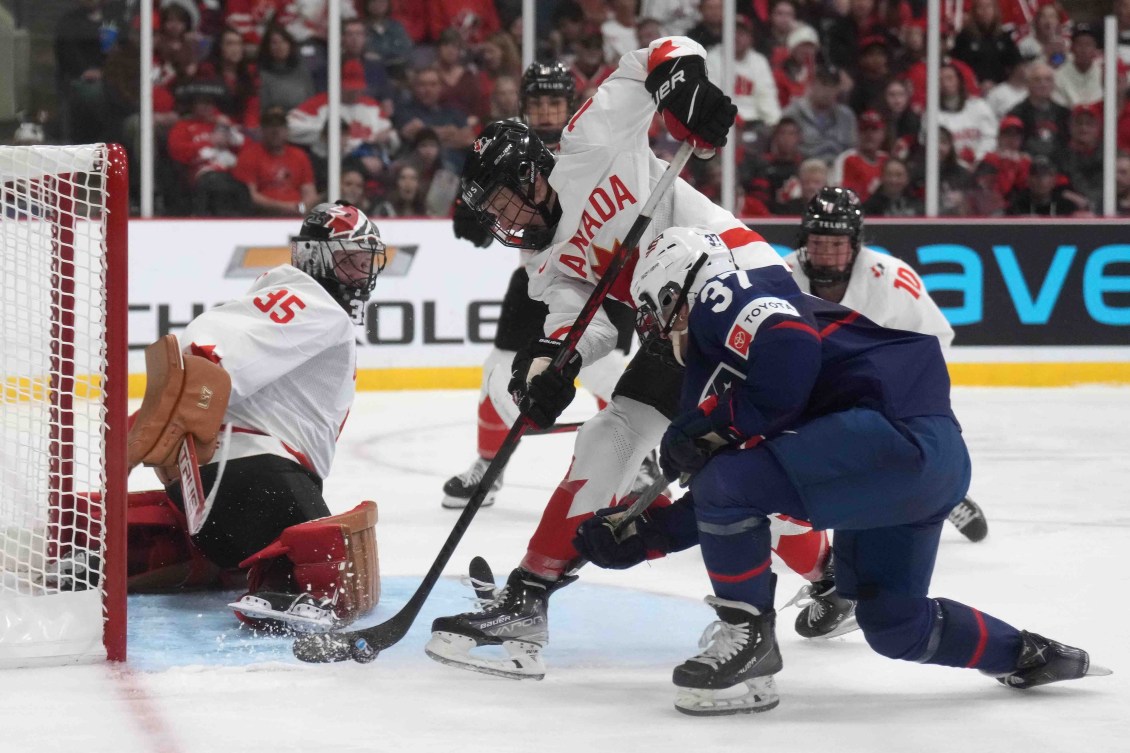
top-left (784, 247), bottom-right (955, 348)
top-left (528, 35), bottom-right (787, 367)
top-left (181, 264), bottom-right (357, 479)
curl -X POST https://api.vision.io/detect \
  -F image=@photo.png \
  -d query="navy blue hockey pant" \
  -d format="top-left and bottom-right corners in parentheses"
top-left (688, 408), bottom-right (1022, 673)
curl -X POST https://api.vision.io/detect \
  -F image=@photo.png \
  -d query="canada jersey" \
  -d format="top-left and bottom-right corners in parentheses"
top-left (181, 264), bottom-right (357, 479)
top-left (528, 35), bottom-right (788, 367)
top-left (680, 265), bottom-right (955, 442)
top-left (784, 247), bottom-right (954, 348)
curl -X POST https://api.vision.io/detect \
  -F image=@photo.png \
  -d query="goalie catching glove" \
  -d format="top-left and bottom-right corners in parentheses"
top-left (645, 54), bottom-right (736, 151)
top-left (508, 337), bottom-right (582, 429)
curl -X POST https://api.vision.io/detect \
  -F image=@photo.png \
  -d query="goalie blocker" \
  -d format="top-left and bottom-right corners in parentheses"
top-left (119, 336), bottom-right (380, 632)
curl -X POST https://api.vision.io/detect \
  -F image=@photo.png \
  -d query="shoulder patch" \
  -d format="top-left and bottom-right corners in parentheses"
top-left (724, 296), bottom-right (800, 359)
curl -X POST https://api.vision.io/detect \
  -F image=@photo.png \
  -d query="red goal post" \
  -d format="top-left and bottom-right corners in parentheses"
top-left (0, 143), bottom-right (128, 666)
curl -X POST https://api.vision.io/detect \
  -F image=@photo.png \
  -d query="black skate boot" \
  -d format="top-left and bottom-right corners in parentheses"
top-left (948, 495), bottom-right (988, 542)
top-left (989, 631), bottom-right (1112, 689)
top-left (785, 556), bottom-right (859, 639)
top-left (673, 597), bottom-right (783, 716)
top-left (441, 456), bottom-right (503, 509)
top-left (426, 568), bottom-right (575, 679)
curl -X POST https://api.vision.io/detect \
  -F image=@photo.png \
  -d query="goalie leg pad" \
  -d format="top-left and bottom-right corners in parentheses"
top-left (235, 501), bottom-right (380, 628)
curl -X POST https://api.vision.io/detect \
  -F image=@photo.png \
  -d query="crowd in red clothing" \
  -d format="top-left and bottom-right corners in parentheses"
top-left (43, 0), bottom-right (1130, 217)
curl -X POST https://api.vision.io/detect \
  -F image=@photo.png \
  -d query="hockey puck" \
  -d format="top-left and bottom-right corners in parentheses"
top-left (351, 638), bottom-right (380, 663)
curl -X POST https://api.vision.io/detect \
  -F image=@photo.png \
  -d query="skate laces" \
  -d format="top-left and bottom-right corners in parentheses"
top-left (948, 500), bottom-right (976, 528)
top-left (455, 457), bottom-right (490, 486)
top-left (459, 574), bottom-right (502, 609)
top-left (689, 620), bottom-right (750, 669)
top-left (783, 582), bottom-right (831, 623)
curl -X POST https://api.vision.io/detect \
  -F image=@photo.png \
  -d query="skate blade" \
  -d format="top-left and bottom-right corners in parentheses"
top-left (425, 632), bottom-right (545, 680)
top-left (229, 596), bottom-right (339, 634)
top-left (1086, 663), bottom-right (1113, 677)
top-left (675, 676), bottom-right (780, 717)
top-left (441, 492), bottom-right (497, 509)
top-left (811, 615), bottom-right (860, 640)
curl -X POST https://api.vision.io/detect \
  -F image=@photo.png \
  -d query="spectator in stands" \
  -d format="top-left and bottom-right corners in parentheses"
top-left (782, 64), bottom-right (857, 163)
top-left (363, 0), bottom-right (413, 70)
top-left (848, 35), bottom-right (894, 114)
top-left (686, 0), bottom-right (723, 49)
top-left (1117, 152), bottom-right (1130, 215)
top-left (571, 31), bottom-right (615, 100)
top-left (1061, 104), bottom-right (1104, 212)
top-left (428, 0), bottom-right (501, 45)
top-left (1007, 154), bottom-right (1080, 216)
top-left (289, 60), bottom-right (400, 183)
top-left (758, 0), bottom-right (803, 69)
top-left (54, 0), bottom-right (121, 143)
top-left (603, 0), bottom-right (640, 61)
top-left (389, 127), bottom-right (459, 216)
top-left (1007, 61), bottom-right (1070, 161)
top-left (824, 0), bottom-right (887, 73)
top-left (861, 157), bottom-right (922, 216)
top-left (338, 166), bottom-right (374, 214)
top-left (950, 0), bottom-right (1021, 90)
top-left (232, 107), bottom-right (317, 216)
top-left (641, 0), bottom-right (700, 37)
top-left (1053, 24), bottom-right (1103, 108)
top-left (393, 67), bottom-right (476, 171)
top-left (374, 163), bottom-right (427, 216)
top-left (198, 27), bottom-right (258, 125)
top-left (937, 61), bottom-right (998, 165)
top-left (774, 157), bottom-right (828, 214)
top-left (741, 117), bottom-right (804, 214)
top-left (434, 28), bottom-right (485, 121)
top-left (309, 19), bottom-right (393, 106)
top-left (830, 110), bottom-right (888, 201)
top-left (1118, 0), bottom-right (1130, 66)
top-left (773, 24), bottom-right (820, 108)
top-left (936, 126), bottom-right (973, 216)
top-left (167, 79), bottom-right (248, 216)
top-left (154, 2), bottom-right (202, 89)
top-left (476, 31), bottom-right (523, 110)
top-left (1017, 2), bottom-right (1069, 69)
top-left (985, 53), bottom-right (1034, 120)
top-left (980, 115), bottom-right (1032, 202)
top-left (966, 160), bottom-right (1009, 217)
top-left (484, 74), bottom-right (521, 125)
top-left (707, 15), bottom-right (779, 144)
top-left (637, 17), bottom-right (663, 48)
top-left (547, 0), bottom-right (586, 64)
top-left (258, 24), bottom-right (316, 115)
top-left (882, 78), bottom-right (919, 161)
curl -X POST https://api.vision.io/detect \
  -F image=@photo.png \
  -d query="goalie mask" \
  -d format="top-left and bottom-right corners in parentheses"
top-left (292, 201), bottom-right (386, 323)
top-left (797, 186), bottom-right (863, 286)
top-left (630, 227), bottom-right (737, 362)
top-left (521, 61), bottom-right (576, 144)
top-left (461, 120), bottom-right (560, 250)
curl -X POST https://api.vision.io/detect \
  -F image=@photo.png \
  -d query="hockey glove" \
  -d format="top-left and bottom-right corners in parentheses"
top-left (659, 390), bottom-right (743, 481)
top-left (452, 196), bottom-right (493, 248)
top-left (508, 338), bottom-right (582, 429)
top-left (573, 507), bottom-right (671, 569)
top-left (645, 56), bottom-right (737, 151)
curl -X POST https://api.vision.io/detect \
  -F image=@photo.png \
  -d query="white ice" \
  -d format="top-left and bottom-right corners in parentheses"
top-left (2, 387), bottom-right (1128, 753)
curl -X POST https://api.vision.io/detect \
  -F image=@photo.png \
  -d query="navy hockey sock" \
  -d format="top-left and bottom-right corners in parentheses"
top-left (698, 513), bottom-right (775, 610)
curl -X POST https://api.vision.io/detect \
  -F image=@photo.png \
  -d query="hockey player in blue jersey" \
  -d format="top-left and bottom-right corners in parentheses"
top-left (574, 225), bottom-right (1109, 716)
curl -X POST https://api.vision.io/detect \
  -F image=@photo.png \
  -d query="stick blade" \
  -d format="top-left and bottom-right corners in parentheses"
top-left (292, 631), bottom-right (359, 664)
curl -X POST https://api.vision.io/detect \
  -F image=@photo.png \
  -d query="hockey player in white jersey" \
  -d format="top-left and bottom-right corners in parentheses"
top-left (126, 201), bottom-right (384, 633)
top-left (780, 186), bottom-right (989, 639)
top-left (425, 36), bottom-right (833, 679)
top-left (441, 61), bottom-right (640, 510)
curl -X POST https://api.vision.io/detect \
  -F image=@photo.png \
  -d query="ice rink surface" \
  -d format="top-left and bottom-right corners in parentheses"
top-left (3, 387), bottom-right (1128, 753)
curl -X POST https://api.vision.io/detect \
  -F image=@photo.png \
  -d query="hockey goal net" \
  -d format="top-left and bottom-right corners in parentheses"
top-left (0, 143), bottom-right (127, 666)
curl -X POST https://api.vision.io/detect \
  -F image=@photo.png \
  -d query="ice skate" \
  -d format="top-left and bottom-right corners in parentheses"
top-left (229, 591), bottom-right (341, 634)
top-left (784, 556), bottom-right (858, 639)
top-left (426, 568), bottom-right (574, 680)
top-left (948, 495), bottom-right (988, 542)
top-left (988, 631), bottom-right (1112, 689)
top-left (441, 456), bottom-right (503, 509)
top-left (673, 597), bottom-right (783, 716)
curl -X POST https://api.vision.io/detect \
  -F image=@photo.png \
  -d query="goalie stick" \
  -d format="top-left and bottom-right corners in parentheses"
top-left (292, 142), bottom-right (696, 665)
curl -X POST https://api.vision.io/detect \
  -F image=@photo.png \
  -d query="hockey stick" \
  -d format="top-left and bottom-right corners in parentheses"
top-left (292, 141), bottom-right (695, 665)
top-left (525, 420), bottom-right (583, 436)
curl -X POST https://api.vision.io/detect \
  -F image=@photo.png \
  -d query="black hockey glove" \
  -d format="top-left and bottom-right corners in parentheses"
top-left (645, 55), bottom-right (736, 151)
top-left (452, 196), bottom-right (493, 248)
top-left (659, 390), bottom-right (743, 481)
top-left (573, 507), bottom-right (671, 570)
top-left (508, 338), bottom-right (582, 429)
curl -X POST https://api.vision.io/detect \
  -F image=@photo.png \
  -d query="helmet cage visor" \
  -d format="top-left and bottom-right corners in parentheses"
top-left (463, 173), bottom-right (555, 250)
top-left (633, 254), bottom-right (708, 340)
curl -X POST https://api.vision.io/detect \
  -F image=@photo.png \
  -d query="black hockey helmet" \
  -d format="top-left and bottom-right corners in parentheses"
top-left (797, 186), bottom-right (864, 285)
top-left (521, 61), bottom-right (576, 143)
top-left (292, 200), bottom-right (386, 322)
top-left (461, 119), bottom-right (560, 250)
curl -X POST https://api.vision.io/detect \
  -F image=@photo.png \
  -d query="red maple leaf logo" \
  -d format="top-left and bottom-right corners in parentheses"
top-left (648, 39), bottom-right (681, 73)
top-left (190, 343), bottom-right (222, 365)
